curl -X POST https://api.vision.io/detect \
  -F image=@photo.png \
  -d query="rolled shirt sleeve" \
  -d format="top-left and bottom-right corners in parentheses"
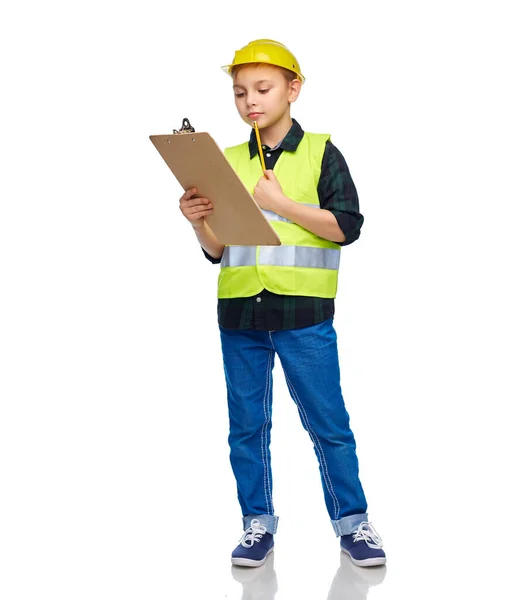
top-left (318, 140), bottom-right (364, 246)
top-left (202, 247), bottom-right (222, 264)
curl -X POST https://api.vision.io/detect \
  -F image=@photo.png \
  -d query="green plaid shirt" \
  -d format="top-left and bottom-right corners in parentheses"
top-left (203, 119), bottom-right (364, 331)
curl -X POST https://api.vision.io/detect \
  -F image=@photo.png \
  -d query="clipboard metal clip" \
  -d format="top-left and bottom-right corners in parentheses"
top-left (173, 118), bottom-right (195, 134)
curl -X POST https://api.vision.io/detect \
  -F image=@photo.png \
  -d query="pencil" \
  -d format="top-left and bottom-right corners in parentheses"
top-left (253, 121), bottom-right (266, 172)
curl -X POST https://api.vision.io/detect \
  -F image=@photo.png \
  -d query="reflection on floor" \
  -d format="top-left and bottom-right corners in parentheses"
top-left (327, 554), bottom-right (386, 599)
top-left (231, 551), bottom-right (386, 600)
top-left (231, 553), bottom-right (278, 599)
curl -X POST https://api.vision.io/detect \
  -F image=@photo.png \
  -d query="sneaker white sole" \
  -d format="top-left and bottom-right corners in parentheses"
top-left (231, 546), bottom-right (274, 568)
top-left (341, 547), bottom-right (386, 567)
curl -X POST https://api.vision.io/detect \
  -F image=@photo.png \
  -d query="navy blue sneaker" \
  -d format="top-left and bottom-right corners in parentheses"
top-left (231, 519), bottom-right (274, 567)
top-left (340, 521), bottom-right (386, 567)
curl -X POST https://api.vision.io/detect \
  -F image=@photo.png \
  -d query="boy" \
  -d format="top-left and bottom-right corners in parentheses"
top-left (178, 39), bottom-right (386, 568)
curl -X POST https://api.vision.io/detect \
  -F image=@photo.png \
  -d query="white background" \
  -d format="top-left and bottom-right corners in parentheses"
top-left (1, 1), bottom-right (513, 598)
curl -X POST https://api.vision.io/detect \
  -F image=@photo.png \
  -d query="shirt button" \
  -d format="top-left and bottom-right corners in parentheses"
top-left (266, 153), bottom-right (271, 157)
top-left (256, 297), bottom-right (262, 303)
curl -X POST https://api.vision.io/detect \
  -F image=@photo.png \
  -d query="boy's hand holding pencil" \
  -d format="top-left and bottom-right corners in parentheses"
top-left (253, 170), bottom-right (287, 213)
top-left (252, 120), bottom-right (288, 213)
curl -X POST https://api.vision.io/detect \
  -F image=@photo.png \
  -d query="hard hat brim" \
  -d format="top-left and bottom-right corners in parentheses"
top-left (221, 63), bottom-right (305, 83)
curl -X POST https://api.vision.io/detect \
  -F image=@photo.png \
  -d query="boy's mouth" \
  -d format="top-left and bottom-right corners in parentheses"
top-left (248, 112), bottom-right (263, 118)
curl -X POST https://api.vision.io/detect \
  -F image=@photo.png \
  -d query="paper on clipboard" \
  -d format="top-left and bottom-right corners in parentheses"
top-left (149, 119), bottom-right (281, 246)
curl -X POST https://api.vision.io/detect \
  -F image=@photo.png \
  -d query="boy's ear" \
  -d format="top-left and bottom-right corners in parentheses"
top-left (288, 79), bottom-right (302, 103)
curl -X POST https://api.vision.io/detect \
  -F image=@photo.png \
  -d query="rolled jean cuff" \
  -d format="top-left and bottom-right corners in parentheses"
top-left (243, 514), bottom-right (279, 534)
top-left (331, 512), bottom-right (368, 536)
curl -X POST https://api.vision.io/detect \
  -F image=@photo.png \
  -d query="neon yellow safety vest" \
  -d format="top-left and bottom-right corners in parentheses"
top-left (218, 132), bottom-right (341, 299)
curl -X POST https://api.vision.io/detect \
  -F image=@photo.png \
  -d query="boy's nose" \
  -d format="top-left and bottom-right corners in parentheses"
top-left (246, 93), bottom-right (258, 107)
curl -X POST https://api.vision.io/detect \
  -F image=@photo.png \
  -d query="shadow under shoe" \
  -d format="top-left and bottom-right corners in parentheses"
top-left (231, 552), bottom-right (278, 600)
top-left (327, 553), bottom-right (387, 600)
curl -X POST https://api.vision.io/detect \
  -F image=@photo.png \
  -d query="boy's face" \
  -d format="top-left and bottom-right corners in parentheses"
top-left (232, 64), bottom-right (301, 130)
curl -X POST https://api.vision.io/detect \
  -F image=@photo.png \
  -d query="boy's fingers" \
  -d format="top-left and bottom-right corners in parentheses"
top-left (180, 198), bottom-right (210, 210)
top-left (189, 210), bottom-right (212, 222)
top-left (184, 198), bottom-right (211, 208)
top-left (192, 204), bottom-right (212, 213)
top-left (182, 204), bottom-right (212, 216)
top-left (194, 210), bottom-right (212, 218)
top-left (178, 187), bottom-right (212, 223)
top-left (180, 188), bottom-right (197, 202)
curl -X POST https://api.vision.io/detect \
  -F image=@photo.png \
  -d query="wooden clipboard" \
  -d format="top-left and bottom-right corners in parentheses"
top-left (149, 125), bottom-right (281, 246)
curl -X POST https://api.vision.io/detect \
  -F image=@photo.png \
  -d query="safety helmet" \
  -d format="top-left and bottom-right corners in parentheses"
top-left (222, 39), bottom-right (305, 83)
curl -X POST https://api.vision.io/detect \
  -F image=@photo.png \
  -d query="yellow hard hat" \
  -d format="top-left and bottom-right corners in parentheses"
top-left (222, 39), bottom-right (305, 83)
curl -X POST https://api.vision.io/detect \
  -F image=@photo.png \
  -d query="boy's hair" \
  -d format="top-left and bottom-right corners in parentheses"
top-left (231, 62), bottom-right (298, 83)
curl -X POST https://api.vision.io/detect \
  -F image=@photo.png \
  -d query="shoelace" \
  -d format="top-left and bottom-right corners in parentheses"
top-left (239, 519), bottom-right (268, 548)
top-left (352, 521), bottom-right (383, 549)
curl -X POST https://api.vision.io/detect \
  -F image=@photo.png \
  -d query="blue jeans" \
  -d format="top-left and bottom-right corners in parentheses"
top-left (219, 318), bottom-right (368, 536)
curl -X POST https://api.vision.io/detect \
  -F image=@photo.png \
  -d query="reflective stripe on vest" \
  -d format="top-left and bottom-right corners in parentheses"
top-left (222, 245), bottom-right (340, 270)
top-left (221, 246), bottom-right (256, 267)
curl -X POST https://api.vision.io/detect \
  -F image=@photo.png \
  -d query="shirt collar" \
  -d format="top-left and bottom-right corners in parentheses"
top-left (248, 118), bottom-right (305, 158)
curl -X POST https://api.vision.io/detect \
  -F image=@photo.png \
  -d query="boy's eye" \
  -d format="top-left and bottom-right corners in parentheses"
top-left (235, 92), bottom-right (245, 98)
top-left (258, 89), bottom-right (269, 94)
